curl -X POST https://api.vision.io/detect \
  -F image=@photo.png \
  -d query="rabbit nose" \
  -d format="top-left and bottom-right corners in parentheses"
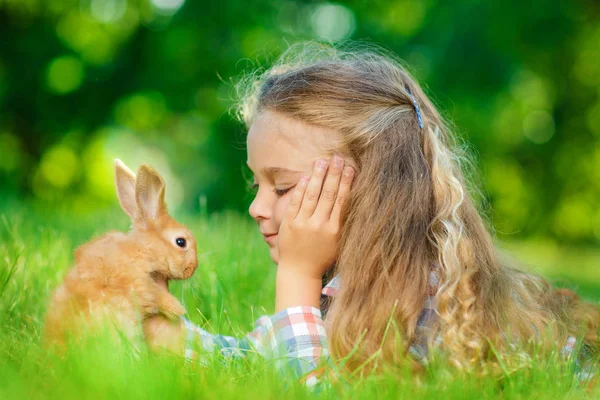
top-left (184, 264), bottom-right (197, 279)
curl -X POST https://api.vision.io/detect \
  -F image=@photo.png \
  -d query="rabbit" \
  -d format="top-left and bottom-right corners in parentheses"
top-left (43, 159), bottom-right (198, 350)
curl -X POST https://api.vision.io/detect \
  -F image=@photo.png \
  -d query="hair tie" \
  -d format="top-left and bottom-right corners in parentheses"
top-left (405, 87), bottom-right (424, 129)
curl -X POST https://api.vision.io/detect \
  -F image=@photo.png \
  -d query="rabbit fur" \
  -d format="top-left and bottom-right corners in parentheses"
top-left (43, 159), bottom-right (198, 350)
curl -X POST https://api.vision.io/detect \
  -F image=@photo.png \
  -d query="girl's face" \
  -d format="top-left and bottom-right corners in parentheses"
top-left (246, 109), bottom-right (344, 264)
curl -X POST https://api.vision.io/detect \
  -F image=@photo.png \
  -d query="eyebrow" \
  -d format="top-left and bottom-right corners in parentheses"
top-left (262, 166), bottom-right (302, 175)
top-left (246, 163), bottom-right (302, 175)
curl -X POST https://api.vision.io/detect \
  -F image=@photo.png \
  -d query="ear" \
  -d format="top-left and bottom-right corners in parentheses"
top-left (114, 159), bottom-right (137, 220)
top-left (135, 164), bottom-right (168, 224)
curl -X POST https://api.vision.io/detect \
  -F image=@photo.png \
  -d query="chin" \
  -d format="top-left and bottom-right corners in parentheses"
top-left (269, 248), bottom-right (279, 265)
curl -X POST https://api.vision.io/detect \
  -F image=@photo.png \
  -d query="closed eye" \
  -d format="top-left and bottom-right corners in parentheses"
top-left (273, 187), bottom-right (293, 196)
top-left (249, 182), bottom-right (294, 197)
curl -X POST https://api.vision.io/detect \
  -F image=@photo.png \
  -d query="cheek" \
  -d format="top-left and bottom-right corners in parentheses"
top-left (273, 194), bottom-right (292, 230)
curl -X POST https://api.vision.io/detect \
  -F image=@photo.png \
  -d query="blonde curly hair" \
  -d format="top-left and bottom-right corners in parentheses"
top-left (235, 41), bottom-right (599, 372)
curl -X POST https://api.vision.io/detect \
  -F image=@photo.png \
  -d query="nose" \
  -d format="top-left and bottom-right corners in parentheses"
top-left (249, 190), bottom-right (272, 221)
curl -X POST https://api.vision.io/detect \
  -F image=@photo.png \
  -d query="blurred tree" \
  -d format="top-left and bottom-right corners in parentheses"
top-left (0, 0), bottom-right (598, 243)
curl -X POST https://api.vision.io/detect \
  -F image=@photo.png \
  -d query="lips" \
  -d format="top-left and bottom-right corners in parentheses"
top-left (261, 231), bottom-right (277, 244)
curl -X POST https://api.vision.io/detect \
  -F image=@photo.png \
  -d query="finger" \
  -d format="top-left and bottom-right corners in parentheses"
top-left (285, 176), bottom-right (309, 220)
top-left (298, 159), bottom-right (328, 219)
top-left (330, 166), bottom-right (354, 223)
top-left (313, 155), bottom-right (344, 220)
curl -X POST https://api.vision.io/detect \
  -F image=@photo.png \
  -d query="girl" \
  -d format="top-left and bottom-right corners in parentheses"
top-left (144, 42), bottom-right (598, 380)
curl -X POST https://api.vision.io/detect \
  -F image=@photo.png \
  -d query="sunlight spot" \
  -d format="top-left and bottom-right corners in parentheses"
top-left (46, 56), bottom-right (85, 95)
top-left (95, 130), bottom-right (185, 211)
top-left (83, 132), bottom-right (115, 201)
top-left (56, 11), bottom-right (119, 65)
top-left (383, 0), bottom-right (427, 37)
top-left (40, 145), bottom-right (79, 188)
top-left (90, 0), bottom-right (127, 24)
top-left (523, 110), bottom-right (555, 144)
top-left (310, 3), bottom-right (355, 42)
top-left (151, 0), bottom-right (185, 15)
top-left (554, 196), bottom-right (594, 239)
top-left (491, 94), bottom-right (525, 146)
top-left (114, 91), bottom-right (168, 132)
top-left (509, 69), bottom-right (555, 110)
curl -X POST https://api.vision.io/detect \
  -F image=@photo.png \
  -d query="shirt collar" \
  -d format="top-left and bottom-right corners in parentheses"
top-left (321, 275), bottom-right (340, 297)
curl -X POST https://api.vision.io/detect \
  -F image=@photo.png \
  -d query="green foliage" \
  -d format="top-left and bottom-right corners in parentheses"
top-left (0, 0), bottom-right (599, 244)
top-left (0, 204), bottom-right (599, 398)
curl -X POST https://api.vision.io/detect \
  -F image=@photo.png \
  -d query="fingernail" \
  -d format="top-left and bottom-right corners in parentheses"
top-left (333, 155), bottom-right (343, 167)
top-left (343, 166), bottom-right (354, 177)
top-left (317, 159), bottom-right (328, 170)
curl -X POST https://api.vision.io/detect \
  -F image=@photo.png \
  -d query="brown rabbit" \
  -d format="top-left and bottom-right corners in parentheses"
top-left (43, 159), bottom-right (198, 349)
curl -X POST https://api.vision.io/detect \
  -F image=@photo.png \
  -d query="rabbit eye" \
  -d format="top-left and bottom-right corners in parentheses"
top-left (175, 238), bottom-right (186, 248)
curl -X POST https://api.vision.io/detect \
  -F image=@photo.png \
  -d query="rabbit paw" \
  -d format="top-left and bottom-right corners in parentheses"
top-left (159, 298), bottom-right (186, 321)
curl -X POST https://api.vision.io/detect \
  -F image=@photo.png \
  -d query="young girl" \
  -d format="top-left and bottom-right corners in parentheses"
top-left (143, 42), bottom-right (598, 380)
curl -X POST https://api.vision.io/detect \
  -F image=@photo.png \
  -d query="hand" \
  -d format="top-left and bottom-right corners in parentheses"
top-left (278, 154), bottom-right (354, 278)
top-left (275, 155), bottom-right (354, 311)
top-left (143, 313), bottom-right (186, 355)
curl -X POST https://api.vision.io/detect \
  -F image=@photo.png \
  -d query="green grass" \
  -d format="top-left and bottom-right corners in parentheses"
top-left (0, 202), bottom-right (598, 399)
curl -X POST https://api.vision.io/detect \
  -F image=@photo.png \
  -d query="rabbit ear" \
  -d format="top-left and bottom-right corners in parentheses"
top-left (114, 159), bottom-right (138, 220)
top-left (135, 164), bottom-right (168, 224)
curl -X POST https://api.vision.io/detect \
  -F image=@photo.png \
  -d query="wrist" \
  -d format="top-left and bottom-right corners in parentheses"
top-left (275, 267), bottom-right (322, 312)
top-left (277, 259), bottom-right (325, 280)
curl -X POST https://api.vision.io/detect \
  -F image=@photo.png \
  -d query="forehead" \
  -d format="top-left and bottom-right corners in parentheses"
top-left (246, 109), bottom-right (342, 171)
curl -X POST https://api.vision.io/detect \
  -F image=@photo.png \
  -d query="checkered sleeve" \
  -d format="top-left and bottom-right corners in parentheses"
top-left (181, 317), bottom-right (259, 361)
top-left (181, 306), bottom-right (329, 378)
top-left (561, 336), bottom-right (597, 385)
top-left (259, 306), bottom-right (329, 377)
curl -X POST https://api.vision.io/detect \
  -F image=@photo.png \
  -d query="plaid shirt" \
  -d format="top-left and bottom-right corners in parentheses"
top-left (182, 270), bottom-right (440, 377)
top-left (181, 279), bottom-right (335, 378)
top-left (182, 270), bottom-right (595, 384)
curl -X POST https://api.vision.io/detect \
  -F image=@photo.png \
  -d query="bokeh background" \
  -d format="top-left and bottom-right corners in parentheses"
top-left (1, 3), bottom-right (599, 397)
top-left (0, 0), bottom-right (599, 244)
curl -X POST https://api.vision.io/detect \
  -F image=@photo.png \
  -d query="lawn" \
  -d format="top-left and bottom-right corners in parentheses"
top-left (0, 202), bottom-right (598, 399)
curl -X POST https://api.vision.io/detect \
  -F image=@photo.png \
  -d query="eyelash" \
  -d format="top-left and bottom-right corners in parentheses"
top-left (273, 187), bottom-right (292, 196)
top-left (249, 183), bottom-right (292, 197)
